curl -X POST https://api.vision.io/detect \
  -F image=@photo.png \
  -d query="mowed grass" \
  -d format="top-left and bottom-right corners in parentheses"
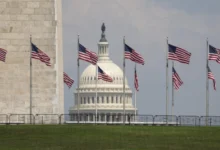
top-left (0, 125), bottom-right (220, 150)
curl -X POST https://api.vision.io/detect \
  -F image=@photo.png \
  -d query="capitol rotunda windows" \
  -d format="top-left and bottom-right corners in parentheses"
top-left (97, 97), bottom-right (99, 103)
top-left (102, 97), bottom-right (104, 103)
top-left (106, 97), bottom-right (109, 103)
top-left (92, 97), bottom-right (94, 104)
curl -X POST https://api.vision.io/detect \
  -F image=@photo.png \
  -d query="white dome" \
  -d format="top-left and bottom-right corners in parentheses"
top-left (80, 59), bottom-right (129, 89)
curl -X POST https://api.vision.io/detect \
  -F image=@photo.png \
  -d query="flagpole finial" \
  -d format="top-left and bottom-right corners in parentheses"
top-left (77, 35), bottom-right (80, 43)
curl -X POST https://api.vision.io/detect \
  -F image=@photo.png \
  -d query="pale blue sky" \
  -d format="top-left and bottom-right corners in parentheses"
top-left (62, 0), bottom-right (220, 115)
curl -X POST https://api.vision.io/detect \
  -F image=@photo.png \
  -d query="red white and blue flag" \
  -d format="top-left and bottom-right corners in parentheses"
top-left (125, 44), bottom-right (145, 65)
top-left (134, 65), bottom-right (139, 91)
top-left (168, 44), bottom-right (191, 64)
top-left (31, 43), bottom-right (51, 66)
top-left (208, 66), bottom-right (216, 90)
top-left (209, 45), bottom-right (220, 64)
top-left (98, 66), bottom-right (113, 82)
top-left (79, 43), bottom-right (98, 65)
top-left (0, 48), bottom-right (7, 62)
top-left (63, 72), bottom-right (74, 88)
top-left (172, 67), bottom-right (183, 90)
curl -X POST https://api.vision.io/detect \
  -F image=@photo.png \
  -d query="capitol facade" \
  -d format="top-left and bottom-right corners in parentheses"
top-left (69, 24), bottom-right (136, 122)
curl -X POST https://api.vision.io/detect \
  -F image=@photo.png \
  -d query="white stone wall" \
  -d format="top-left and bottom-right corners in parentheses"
top-left (0, 0), bottom-right (64, 115)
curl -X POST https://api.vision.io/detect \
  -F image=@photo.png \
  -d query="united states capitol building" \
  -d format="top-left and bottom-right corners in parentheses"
top-left (69, 24), bottom-right (136, 122)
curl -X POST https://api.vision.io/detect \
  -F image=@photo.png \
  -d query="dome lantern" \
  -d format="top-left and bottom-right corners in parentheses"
top-left (98, 23), bottom-right (109, 61)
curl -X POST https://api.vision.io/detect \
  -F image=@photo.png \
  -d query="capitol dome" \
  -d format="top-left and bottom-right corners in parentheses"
top-left (80, 59), bottom-right (129, 89)
top-left (69, 23), bottom-right (136, 122)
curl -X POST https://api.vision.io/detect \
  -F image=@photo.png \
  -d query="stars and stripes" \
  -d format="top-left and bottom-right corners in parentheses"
top-left (0, 48), bottom-right (7, 62)
top-left (208, 66), bottom-right (216, 90)
top-left (98, 66), bottom-right (113, 82)
top-left (31, 43), bottom-right (51, 66)
top-left (125, 44), bottom-right (145, 65)
top-left (134, 65), bottom-right (139, 91)
top-left (168, 44), bottom-right (191, 64)
top-left (63, 72), bottom-right (74, 88)
top-left (172, 67), bottom-right (183, 90)
top-left (208, 45), bottom-right (220, 64)
top-left (78, 43), bottom-right (98, 65)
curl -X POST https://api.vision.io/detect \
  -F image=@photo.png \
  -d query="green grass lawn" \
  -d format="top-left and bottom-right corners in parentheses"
top-left (0, 125), bottom-right (219, 150)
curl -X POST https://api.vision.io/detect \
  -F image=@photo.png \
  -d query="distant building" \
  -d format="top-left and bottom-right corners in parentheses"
top-left (69, 24), bottom-right (136, 122)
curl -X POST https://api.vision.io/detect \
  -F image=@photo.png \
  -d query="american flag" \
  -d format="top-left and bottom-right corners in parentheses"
top-left (125, 44), bottom-right (144, 65)
top-left (63, 72), bottom-right (74, 88)
top-left (208, 66), bottom-right (216, 90)
top-left (98, 66), bottom-right (113, 82)
top-left (0, 48), bottom-right (7, 62)
top-left (79, 43), bottom-right (98, 65)
top-left (168, 44), bottom-right (191, 64)
top-left (31, 43), bottom-right (51, 66)
top-left (209, 45), bottom-right (220, 64)
top-left (172, 67), bottom-right (183, 90)
top-left (134, 65), bottom-right (139, 91)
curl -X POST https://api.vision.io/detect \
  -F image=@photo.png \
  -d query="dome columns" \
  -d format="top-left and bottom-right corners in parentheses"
top-left (98, 42), bottom-right (109, 60)
top-left (74, 93), bottom-right (133, 106)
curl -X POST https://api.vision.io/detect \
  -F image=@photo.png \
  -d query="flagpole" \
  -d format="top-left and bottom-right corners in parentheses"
top-left (95, 64), bottom-right (98, 124)
top-left (134, 63), bottom-right (137, 122)
top-left (123, 36), bottom-right (126, 125)
top-left (166, 37), bottom-right (169, 125)
top-left (171, 61), bottom-right (174, 122)
top-left (206, 38), bottom-right (209, 126)
top-left (77, 35), bottom-right (80, 123)
top-left (30, 35), bottom-right (32, 124)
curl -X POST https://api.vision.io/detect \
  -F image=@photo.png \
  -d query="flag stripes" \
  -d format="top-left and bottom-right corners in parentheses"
top-left (134, 65), bottom-right (139, 91)
top-left (209, 45), bottom-right (220, 64)
top-left (125, 44), bottom-right (144, 65)
top-left (64, 72), bottom-right (74, 88)
top-left (79, 43), bottom-right (98, 65)
top-left (168, 44), bottom-right (191, 64)
top-left (98, 66), bottom-right (113, 82)
top-left (172, 67), bottom-right (183, 90)
top-left (0, 48), bottom-right (7, 62)
top-left (208, 66), bottom-right (216, 90)
top-left (31, 43), bottom-right (51, 66)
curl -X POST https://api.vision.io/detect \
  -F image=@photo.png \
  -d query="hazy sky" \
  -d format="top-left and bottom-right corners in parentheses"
top-left (62, 0), bottom-right (220, 116)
